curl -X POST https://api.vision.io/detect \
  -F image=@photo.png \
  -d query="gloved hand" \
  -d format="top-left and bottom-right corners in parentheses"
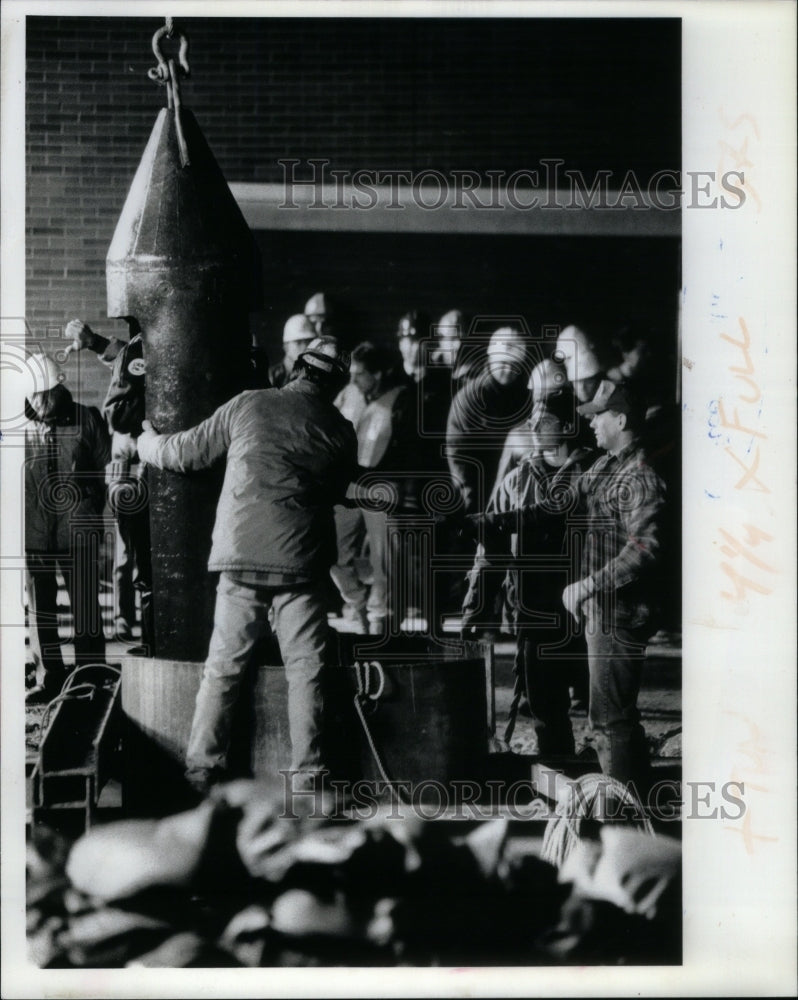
top-left (63, 319), bottom-right (97, 355)
top-left (135, 419), bottom-right (161, 465)
top-left (138, 419), bottom-right (160, 440)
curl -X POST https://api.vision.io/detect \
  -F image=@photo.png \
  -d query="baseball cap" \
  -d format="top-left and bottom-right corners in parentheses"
top-left (576, 378), bottom-right (643, 417)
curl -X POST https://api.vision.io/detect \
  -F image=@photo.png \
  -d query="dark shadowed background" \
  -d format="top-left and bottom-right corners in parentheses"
top-left (26, 15), bottom-right (680, 405)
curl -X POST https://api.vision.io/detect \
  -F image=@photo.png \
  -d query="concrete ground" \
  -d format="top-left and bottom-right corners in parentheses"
top-left (491, 631), bottom-right (682, 763)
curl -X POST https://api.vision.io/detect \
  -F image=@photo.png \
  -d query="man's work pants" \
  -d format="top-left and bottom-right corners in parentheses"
top-left (585, 606), bottom-right (651, 791)
top-left (186, 572), bottom-right (329, 780)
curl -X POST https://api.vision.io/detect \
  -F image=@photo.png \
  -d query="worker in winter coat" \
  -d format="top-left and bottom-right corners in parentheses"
top-left (488, 356), bottom-right (572, 506)
top-left (137, 338), bottom-right (358, 794)
top-left (445, 326), bottom-right (533, 515)
top-left (64, 318), bottom-right (153, 651)
top-left (461, 395), bottom-right (596, 757)
top-left (24, 354), bottom-right (111, 703)
top-left (396, 310), bottom-right (454, 471)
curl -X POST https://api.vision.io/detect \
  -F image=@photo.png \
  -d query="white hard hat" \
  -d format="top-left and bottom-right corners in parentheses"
top-left (304, 292), bottom-right (329, 318)
top-left (555, 325), bottom-right (602, 382)
top-left (437, 309), bottom-right (464, 338)
top-left (283, 313), bottom-right (316, 344)
top-left (487, 327), bottom-right (528, 364)
top-left (26, 353), bottom-right (63, 394)
top-left (528, 357), bottom-right (568, 398)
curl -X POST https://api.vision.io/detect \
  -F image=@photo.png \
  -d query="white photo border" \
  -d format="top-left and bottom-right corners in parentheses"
top-left (2, 1), bottom-right (796, 997)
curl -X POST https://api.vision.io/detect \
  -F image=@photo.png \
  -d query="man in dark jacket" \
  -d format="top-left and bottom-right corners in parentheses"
top-left (461, 396), bottom-right (596, 757)
top-left (446, 326), bottom-right (533, 515)
top-left (66, 317), bottom-right (274, 656)
top-left (65, 318), bottom-right (152, 650)
top-left (25, 354), bottom-right (111, 702)
top-left (396, 309), bottom-right (456, 471)
top-left (137, 338), bottom-right (357, 793)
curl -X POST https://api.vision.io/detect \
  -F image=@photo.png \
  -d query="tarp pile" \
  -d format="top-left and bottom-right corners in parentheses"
top-left (27, 780), bottom-right (681, 967)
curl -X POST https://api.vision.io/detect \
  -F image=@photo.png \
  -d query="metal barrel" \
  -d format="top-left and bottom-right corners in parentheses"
top-left (121, 636), bottom-right (490, 814)
top-left (107, 107), bottom-right (260, 660)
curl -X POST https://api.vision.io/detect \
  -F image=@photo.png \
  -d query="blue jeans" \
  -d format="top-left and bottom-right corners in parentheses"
top-left (585, 604), bottom-right (651, 788)
top-left (186, 572), bottom-right (329, 777)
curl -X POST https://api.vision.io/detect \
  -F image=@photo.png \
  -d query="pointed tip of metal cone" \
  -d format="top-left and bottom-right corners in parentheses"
top-left (107, 107), bottom-right (259, 315)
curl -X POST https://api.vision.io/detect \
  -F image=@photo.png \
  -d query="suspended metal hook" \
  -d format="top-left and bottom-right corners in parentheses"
top-left (147, 18), bottom-right (191, 167)
top-left (148, 19), bottom-right (190, 83)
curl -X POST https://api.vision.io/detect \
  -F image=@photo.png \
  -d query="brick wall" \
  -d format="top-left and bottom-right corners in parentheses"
top-left (26, 15), bottom-right (680, 408)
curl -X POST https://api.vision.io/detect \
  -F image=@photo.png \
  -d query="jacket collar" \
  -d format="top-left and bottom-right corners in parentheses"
top-left (603, 437), bottom-right (643, 466)
top-left (282, 377), bottom-right (324, 398)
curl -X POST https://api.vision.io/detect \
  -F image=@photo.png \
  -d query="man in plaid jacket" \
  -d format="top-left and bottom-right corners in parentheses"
top-left (562, 379), bottom-right (669, 790)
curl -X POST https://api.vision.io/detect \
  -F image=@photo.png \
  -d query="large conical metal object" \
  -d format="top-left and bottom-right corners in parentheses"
top-left (107, 104), bottom-right (261, 660)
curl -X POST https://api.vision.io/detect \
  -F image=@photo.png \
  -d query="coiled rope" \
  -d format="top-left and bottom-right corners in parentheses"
top-left (541, 772), bottom-right (655, 868)
top-left (353, 660), bottom-right (410, 805)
